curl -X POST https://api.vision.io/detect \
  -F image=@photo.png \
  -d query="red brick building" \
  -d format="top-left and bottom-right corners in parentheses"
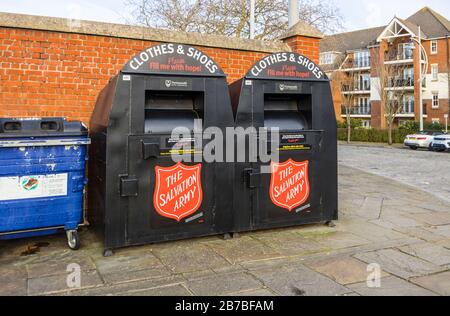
top-left (320, 7), bottom-right (450, 129)
top-left (0, 12), bottom-right (322, 125)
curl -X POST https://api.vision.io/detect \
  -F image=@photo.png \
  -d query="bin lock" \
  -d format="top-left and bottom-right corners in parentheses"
top-left (120, 175), bottom-right (139, 197)
top-left (245, 169), bottom-right (261, 189)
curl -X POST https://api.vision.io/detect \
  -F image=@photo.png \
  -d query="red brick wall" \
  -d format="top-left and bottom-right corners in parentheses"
top-left (0, 27), bottom-right (319, 124)
top-left (283, 36), bottom-right (320, 64)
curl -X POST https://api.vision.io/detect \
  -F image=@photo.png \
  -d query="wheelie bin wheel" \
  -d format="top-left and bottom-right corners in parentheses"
top-left (66, 230), bottom-right (80, 250)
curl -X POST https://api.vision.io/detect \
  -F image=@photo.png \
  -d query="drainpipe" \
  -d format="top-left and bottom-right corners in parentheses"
top-left (288, 0), bottom-right (299, 28)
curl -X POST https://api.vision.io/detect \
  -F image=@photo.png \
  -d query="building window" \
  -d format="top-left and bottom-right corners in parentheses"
top-left (432, 92), bottom-right (439, 109)
top-left (431, 41), bottom-right (438, 54)
top-left (320, 53), bottom-right (335, 65)
top-left (353, 51), bottom-right (370, 68)
top-left (403, 95), bottom-right (414, 113)
top-left (403, 68), bottom-right (414, 82)
top-left (399, 42), bottom-right (414, 59)
top-left (357, 74), bottom-right (371, 90)
top-left (356, 97), bottom-right (370, 114)
top-left (431, 64), bottom-right (438, 81)
top-left (361, 120), bottom-right (371, 128)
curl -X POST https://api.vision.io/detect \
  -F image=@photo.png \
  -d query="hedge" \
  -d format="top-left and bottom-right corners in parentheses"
top-left (338, 128), bottom-right (411, 144)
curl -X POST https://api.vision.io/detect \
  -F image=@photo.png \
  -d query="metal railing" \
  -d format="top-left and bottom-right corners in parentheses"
top-left (341, 106), bottom-right (371, 115)
top-left (342, 82), bottom-right (371, 92)
top-left (387, 77), bottom-right (414, 88)
top-left (385, 50), bottom-right (414, 62)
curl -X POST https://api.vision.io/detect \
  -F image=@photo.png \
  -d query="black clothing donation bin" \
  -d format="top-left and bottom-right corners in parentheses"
top-left (89, 43), bottom-right (234, 253)
top-left (229, 52), bottom-right (337, 233)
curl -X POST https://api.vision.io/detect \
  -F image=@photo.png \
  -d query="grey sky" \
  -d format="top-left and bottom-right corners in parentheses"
top-left (0, 0), bottom-right (448, 33)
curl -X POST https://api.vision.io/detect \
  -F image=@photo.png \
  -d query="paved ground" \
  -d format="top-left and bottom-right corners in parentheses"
top-left (1, 145), bottom-right (450, 296)
top-left (338, 142), bottom-right (450, 203)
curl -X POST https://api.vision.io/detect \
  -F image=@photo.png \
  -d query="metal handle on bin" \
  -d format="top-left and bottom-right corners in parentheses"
top-left (142, 141), bottom-right (160, 159)
top-left (245, 169), bottom-right (261, 189)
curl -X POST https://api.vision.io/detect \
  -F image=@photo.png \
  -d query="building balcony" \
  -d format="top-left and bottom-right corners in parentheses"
top-left (341, 106), bottom-right (371, 117)
top-left (342, 83), bottom-right (371, 94)
top-left (384, 50), bottom-right (414, 64)
top-left (386, 77), bottom-right (414, 90)
top-left (341, 58), bottom-right (371, 71)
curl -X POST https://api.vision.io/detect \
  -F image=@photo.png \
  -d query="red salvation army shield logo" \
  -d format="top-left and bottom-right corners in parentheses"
top-left (153, 162), bottom-right (203, 222)
top-left (270, 159), bottom-right (310, 212)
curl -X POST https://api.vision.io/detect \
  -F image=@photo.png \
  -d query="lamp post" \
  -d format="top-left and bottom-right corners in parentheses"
top-left (410, 26), bottom-right (428, 132)
top-left (288, 0), bottom-right (299, 27)
top-left (250, 0), bottom-right (255, 39)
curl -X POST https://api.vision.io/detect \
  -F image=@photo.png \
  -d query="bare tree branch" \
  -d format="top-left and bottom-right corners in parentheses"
top-left (124, 0), bottom-right (344, 39)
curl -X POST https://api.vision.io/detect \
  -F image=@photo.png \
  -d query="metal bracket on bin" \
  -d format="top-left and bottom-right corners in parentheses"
top-left (142, 141), bottom-right (160, 159)
top-left (120, 176), bottom-right (139, 197)
top-left (245, 169), bottom-right (261, 189)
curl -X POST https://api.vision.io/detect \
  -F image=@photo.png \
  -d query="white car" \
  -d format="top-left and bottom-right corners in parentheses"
top-left (432, 134), bottom-right (450, 152)
top-left (404, 131), bottom-right (444, 150)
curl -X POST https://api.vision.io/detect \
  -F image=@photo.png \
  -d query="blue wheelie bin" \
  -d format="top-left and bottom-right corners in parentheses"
top-left (0, 118), bottom-right (90, 250)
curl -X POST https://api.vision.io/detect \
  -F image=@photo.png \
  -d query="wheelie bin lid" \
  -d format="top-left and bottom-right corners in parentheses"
top-left (0, 118), bottom-right (90, 147)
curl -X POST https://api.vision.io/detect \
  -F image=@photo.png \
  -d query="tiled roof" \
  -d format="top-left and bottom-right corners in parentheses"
top-left (320, 26), bottom-right (385, 52)
top-left (321, 7), bottom-right (449, 53)
top-left (406, 7), bottom-right (450, 38)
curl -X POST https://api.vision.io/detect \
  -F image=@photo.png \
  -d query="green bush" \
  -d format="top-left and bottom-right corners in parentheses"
top-left (399, 121), bottom-right (420, 133)
top-left (425, 121), bottom-right (446, 131)
top-left (338, 128), bottom-right (411, 144)
top-left (337, 118), bottom-right (363, 129)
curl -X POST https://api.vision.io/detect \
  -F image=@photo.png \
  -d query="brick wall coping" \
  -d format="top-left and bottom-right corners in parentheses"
top-left (0, 12), bottom-right (291, 53)
top-left (280, 21), bottom-right (323, 40)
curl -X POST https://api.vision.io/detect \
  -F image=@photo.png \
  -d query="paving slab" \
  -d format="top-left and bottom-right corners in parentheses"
top-left (249, 263), bottom-right (350, 296)
top-left (398, 243), bottom-right (450, 266)
top-left (28, 270), bottom-right (104, 296)
top-left (226, 288), bottom-right (277, 296)
top-left (348, 276), bottom-right (437, 296)
top-left (377, 213), bottom-right (424, 228)
top-left (411, 271), bottom-right (450, 295)
top-left (394, 227), bottom-right (446, 243)
top-left (26, 253), bottom-right (96, 279)
top-left (336, 219), bottom-right (408, 242)
top-left (251, 232), bottom-right (329, 257)
top-left (63, 275), bottom-right (186, 296)
top-left (101, 266), bottom-right (173, 284)
top-left (151, 241), bottom-right (231, 273)
top-left (204, 237), bottom-right (282, 265)
top-left (187, 272), bottom-right (263, 296)
top-left (92, 251), bottom-right (163, 282)
top-left (424, 225), bottom-right (450, 238)
top-left (354, 248), bottom-right (445, 279)
top-left (118, 284), bottom-right (192, 296)
top-left (355, 196), bottom-right (383, 220)
top-left (0, 263), bottom-right (28, 296)
top-left (305, 256), bottom-right (390, 285)
top-left (312, 232), bottom-right (371, 249)
top-left (404, 212), bottom-right (450, 226)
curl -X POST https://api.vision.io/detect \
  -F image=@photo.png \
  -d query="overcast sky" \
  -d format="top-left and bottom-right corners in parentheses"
top-left (0, 0), bottom-right (449, 33)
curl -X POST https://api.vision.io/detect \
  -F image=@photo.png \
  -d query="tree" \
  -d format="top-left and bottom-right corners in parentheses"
top-left (373, 49), bottom-right (412, 145)
top-left (124, 0), bottom-right (344, 39)
top-left (333, 69), bottom-right (362, 143)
